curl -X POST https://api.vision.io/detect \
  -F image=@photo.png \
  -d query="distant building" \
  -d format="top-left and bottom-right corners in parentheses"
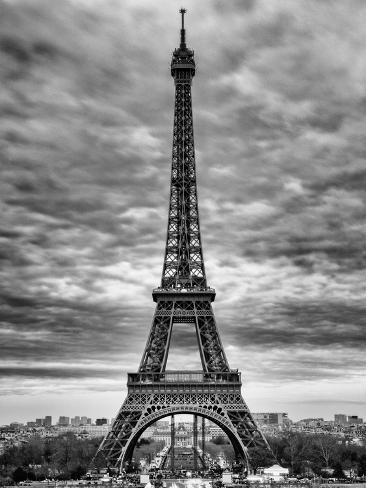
top-left (141, 420), bottom-right (215, 445)
top-left (175, 424), bottom-right (191, 447)
top-left (44, 416), bottom-right (52, 427)
top-left (253, 413), bottom-right (289, 426)
top-left (141, 426), bottom-right (155, 439)
top-left (152, 430), bottom-right (172, 445)
top-left (156, 420), bottom-right (169, 429)
top-left (334, 414), bottom-right (347, 425)
top-left (36, 418), bottom-right (44, 426)
top-left (71, 416), bottom-right (81, 427)
top-left (58, 416), bottom-right (70, 426)
top-left (96, 418), bottom-right (108, 426)
top-left (296, 418), bottom-right (324, 429)
top-left (209, 425), bottom-right (225, 438)
top-left (263, 464), bottom-right (289, 481)
top-left (58, 424), bottom-right (110, 438)
top-left (348, 415), bottom-right (363, 425)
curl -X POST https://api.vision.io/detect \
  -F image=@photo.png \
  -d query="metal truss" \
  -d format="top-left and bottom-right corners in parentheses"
top-left (94, 11), bottom-right (274, 472)
top-left (95, 374), bottom-right (271, 470)
top-left (139, 292), bottom-right (229, 373)
top-left (161, 14), bottom-right (205, 290)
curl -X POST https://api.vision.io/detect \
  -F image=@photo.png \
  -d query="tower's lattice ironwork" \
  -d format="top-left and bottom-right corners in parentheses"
top-left (95, 9), bottom-right (273, 471)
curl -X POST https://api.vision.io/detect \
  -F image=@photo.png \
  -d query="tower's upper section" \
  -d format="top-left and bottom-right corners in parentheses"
top-left (157, 9), bottom-right (210, 296)
top-left (171, 8), bottom-right (195, 84)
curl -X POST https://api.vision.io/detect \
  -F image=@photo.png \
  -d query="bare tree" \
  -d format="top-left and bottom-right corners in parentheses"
top-left (284, 433), bottom-right (311, 474)
top-left (315, 435), bottom-right (337, 469)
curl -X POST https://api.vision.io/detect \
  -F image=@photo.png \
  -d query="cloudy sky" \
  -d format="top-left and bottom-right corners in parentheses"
top-left (1, 0), bottom-right (366, 426)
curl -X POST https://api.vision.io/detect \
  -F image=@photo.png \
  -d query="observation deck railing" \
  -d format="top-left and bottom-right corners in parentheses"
top-left (127, 370), bottom-right (241, 385)
top-left (153, 286), bottom-right (216, 294)
top-left (152, 286), bottom-right (216, 302)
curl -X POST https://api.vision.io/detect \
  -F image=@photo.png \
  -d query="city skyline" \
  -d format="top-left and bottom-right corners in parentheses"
top-left (1, 1), bottom-right (366, 425)
top-left (2, 410), bottom-right (364, 428)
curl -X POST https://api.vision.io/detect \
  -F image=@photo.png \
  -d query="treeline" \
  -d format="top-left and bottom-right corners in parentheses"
top-left (0, 433), bottom-right (100, 484)
top-left (266, 432), bottom-right (366, 477)
top-left (207, 433), bottom-right (366, 477)
top-left (0, 435), bottom-right (164, 485)
top-left (1, 432), bottom-right (366, 485)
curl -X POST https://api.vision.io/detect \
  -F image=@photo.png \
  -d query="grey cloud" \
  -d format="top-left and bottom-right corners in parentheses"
top-left (246, 349), bottom-right (366, 383)
top-left (0, 366), bottom-right (121, 380)
top-left (310, 169), bottom-right (366, 193)
top-left (223, 300), bottom-right (366, 349)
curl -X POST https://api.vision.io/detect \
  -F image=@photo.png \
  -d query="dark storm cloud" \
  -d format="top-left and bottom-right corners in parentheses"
top-left (0, 0), bottom-right (366, 411)
top-left (0, 365), bottom-right (121, 380)
top-left (0, 284), bottom-right (151, 364)
top-left (222, 300), bottom-right (366, 349)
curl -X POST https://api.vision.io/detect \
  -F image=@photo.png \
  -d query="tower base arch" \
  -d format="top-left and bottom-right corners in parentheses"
top-left (94, 371), bottom-right (272, 471)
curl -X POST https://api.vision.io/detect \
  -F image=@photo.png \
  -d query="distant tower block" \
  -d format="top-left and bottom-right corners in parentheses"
top-left (94, 9), bottom-right (273, 472)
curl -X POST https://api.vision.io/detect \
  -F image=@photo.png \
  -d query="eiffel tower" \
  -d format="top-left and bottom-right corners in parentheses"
top-left (95, 9), bottom-right (272, 472)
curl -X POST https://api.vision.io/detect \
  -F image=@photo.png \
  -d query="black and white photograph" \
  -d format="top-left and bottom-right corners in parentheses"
top-left (1, 0), bottom-right (365, 485)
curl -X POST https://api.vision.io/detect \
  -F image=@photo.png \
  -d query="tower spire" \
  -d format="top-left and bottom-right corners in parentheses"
top-left (180, 8), bottom-right (187, 48)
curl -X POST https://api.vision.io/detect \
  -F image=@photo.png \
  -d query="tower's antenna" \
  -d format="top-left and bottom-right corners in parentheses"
top-left (180, 8), bottom-right (187, 48)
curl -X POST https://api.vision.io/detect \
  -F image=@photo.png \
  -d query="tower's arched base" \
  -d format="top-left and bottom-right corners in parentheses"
top-left (94, 371), bottom-right (273, 472)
